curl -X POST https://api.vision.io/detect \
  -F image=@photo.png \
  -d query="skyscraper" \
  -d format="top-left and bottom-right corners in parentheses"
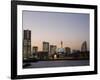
top-left (43, 42), bottom-right (49, 53)
top-left (23, 30), bottom-right (31, 60)
top-left (50, 45), bottom-right (57, 54)
top-left (32, 46), bottom-right (38, 58)
top-left (32, 46), bottom-right (38, 54)
top-left (81, 41), bottom-right (87, 52)
top-left (65, 47), bottom-right (71, 54)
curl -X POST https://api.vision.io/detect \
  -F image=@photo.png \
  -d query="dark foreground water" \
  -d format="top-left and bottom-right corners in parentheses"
top-left (23, 60), bottom-right (89, 68)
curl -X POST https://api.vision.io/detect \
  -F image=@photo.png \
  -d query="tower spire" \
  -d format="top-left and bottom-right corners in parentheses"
top-left (61, 41), bottom-right (63, 48)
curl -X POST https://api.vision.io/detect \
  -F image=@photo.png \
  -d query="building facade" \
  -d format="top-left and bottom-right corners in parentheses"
top-left (32, 46), bottom-right (38, 53)
top-left (43, 42), bottom-right (49, 53)
top-left (65, 47), bottom-right (71, 55)
top-left (81, 41), bottom-right (87, 52)
top-left (50, 45), bottom-right (57, 54)
top-left (37, 51), bottom-right (48, 60)
top-left (23, 30), bottom-right (31, 60)
top-left (32, 46), bottom-right (38, 59)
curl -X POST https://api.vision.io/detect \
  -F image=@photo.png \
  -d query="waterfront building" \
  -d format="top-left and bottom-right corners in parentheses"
top-left (65, 47), bottom-right (71, 55)
top-left (37, 51), bottom-right (48, 60)
top-left (50, 45), bottom-right (57, 54)
top-left (32, 46), bottom-right (38, 53)
top-left (56, 41), bottom-right (65, 54)
top-left (56, 41), bottom-right (65, 58)
top-left (81, 41), bottom-right (87, 52)
top-left (23, 30), bottom-right (31, 60)
top-left (43, 41), bottom-right (49, 53)
top-left (81, 41), bottom-right (89, 59)
top-left (32, 46), bottom-right (38, 58)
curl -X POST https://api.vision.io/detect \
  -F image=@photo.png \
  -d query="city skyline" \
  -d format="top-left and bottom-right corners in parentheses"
top-left (31, 40), bottom-right (88, 52)
top-left (23, 11), bottom-right (89, 51)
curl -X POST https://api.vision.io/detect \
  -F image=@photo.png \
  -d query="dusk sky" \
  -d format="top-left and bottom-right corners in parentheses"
top-left (23, 11), bottom-right (89, 51)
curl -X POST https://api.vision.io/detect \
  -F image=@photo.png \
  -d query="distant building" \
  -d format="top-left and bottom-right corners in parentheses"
top-left (50, 45), bottom-right (57, 54)
top-left (56, 41), bottom-right (65, 58)
top-left (72, 50), bottom-right (81, 54)
top-left (43, 42), bottom-right (49, 53)
top-left (81, 41), bottom-right (89, 59)
top-left (72, 50), bottom-right (80, 58)
top-left (32, 46), bottom-right (38, 53)
top-left (56, 48), bottom-right (65, 54)
top-left (61, 41), bottom-right (63, 48)
top-left (80, 51), bottom-right (89, 59)
top-left (65, 47), bottom-right (71, 55)
top-left (32, 46), bottom-right (38, 58)
top-left (81, 41), bottom-right (87, 52)
top-left (37, 51), bottom-right (48, 60)
top-left (56, 41), bottom-right (65, 54)
top-left (23, 30), bottom-right (31, 60)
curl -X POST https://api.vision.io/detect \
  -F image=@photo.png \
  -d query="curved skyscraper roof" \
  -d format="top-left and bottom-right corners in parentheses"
top-left (81, 41), bottom-right (87, 52)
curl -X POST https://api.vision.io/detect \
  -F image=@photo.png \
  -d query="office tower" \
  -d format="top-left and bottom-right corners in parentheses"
top-left (23, 30), bottom-right (31, 60)
top-left (81, 41), bottom-right (89, 59)
top-left (32, 46), bottom-right (38, 53)
top-left (32, 46), bottom-right (38, 58)
top-left (81, 41), bottom-right (87, 52)
top-left (50, 45), bottom-right (57, 54)
top-left (43, 42), bottom-right (49, 53)
top-left (65, 47), bottom-right (71, 54)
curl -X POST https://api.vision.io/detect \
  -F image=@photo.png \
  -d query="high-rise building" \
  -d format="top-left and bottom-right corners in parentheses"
top-left (65, 47), bottom-right (71, 54)
top-left (43, 42), bottom-right (49, 53)
top-left (32, 46), bottom-right (38, 53)
top-left (81, 41), bottom-right (87, 52)
top-left (23, 30), bottom-right (31, 60)
top-left (32, 46), bottom-right (38, 58)
top-left (50, 45), bottom-right (57, 54)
